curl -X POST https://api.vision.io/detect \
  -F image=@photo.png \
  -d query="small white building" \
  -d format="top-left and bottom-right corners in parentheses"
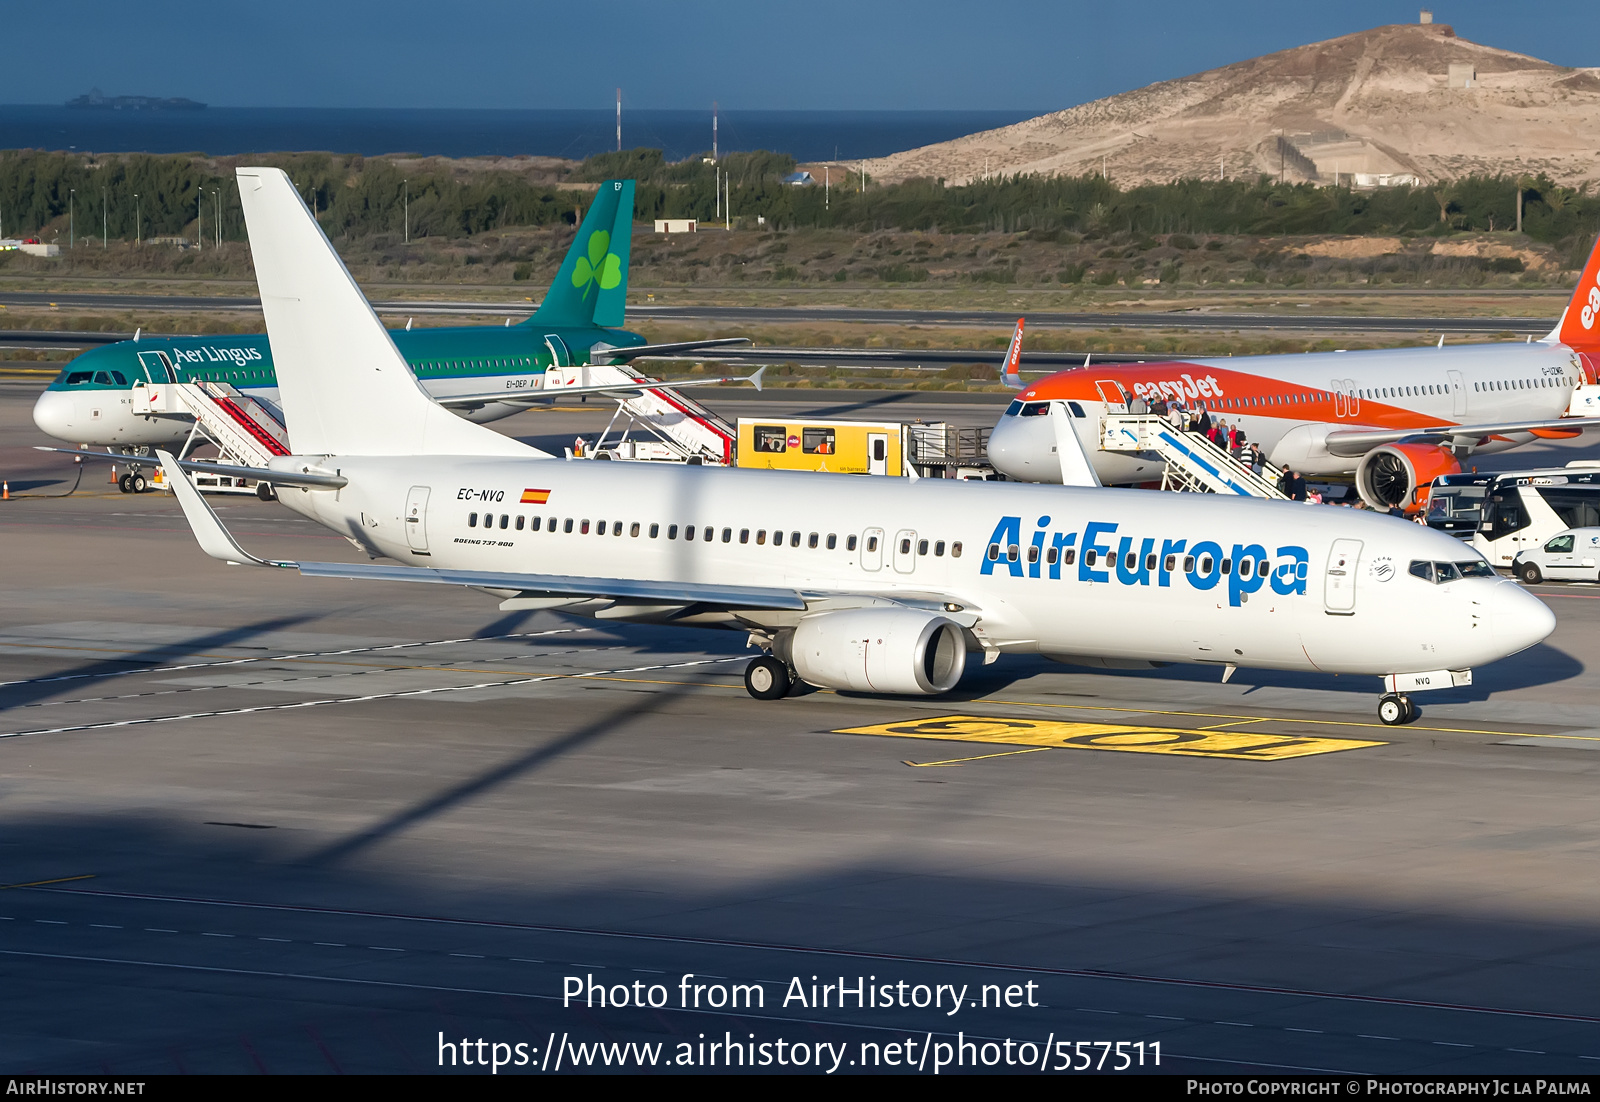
top-left (782, 171), bottom-right (816, 186)
top-left (653, 219), bottom-right (697, 234)
top-left (19, 242), bottom-right (60, 257)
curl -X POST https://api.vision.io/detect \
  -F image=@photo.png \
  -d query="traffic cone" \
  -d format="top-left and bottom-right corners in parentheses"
top-left (2, 481), bottom-right (8, 500)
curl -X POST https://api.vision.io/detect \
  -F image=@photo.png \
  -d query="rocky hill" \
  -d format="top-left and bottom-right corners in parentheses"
top-left (865, 22), bottom-right (1600, 188)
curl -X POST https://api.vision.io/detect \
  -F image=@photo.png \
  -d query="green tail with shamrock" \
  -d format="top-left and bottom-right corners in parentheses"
top-left (530, 178), bottom-right (635, 330)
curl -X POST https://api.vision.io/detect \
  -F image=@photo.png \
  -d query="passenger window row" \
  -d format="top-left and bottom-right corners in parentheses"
top-left (464, 513), bottom-right (962, 557)
top-left (986, 544), bottom-right (1274, 578)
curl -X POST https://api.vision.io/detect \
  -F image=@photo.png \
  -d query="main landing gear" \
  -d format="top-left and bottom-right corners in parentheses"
top-left (117, 470), bottom-right (148, 494)
top-left (1377, 693), bottom-right (1417, 726)
top-left (744, 656), bottom-right (792, 700)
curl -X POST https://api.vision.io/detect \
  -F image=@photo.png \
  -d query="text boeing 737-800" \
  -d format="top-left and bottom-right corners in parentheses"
top-left (149, 166), bottom-right (1554, 727)
top-left (988, 243), bottom-right (1600, 508)
top-left (29, 179), bottom-right (749, 466)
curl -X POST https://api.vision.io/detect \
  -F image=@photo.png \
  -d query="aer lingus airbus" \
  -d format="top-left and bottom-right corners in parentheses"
top-left (30, 179), bottom-right (750, 480)
top-left (150, 166), bottom-right (1554, 726)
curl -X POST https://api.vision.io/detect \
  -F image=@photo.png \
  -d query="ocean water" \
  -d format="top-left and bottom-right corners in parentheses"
top-left (0, 106), bottom-right (1041, 162)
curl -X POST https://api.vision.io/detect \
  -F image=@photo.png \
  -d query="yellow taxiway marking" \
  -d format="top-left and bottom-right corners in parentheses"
top-left (981, 698), bottom-right (1554, 738)
top-left (0, 874), bottom-right (96, 891)
top-left (837, 716), bottom-right (1384, 762)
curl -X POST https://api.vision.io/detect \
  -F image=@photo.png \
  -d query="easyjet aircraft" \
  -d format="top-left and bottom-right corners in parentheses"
top-left (987, 244), bottom-right (1600, 509)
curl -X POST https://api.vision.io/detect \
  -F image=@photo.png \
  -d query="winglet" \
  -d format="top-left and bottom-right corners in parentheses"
top-left (1558, 234), bottom-right (1600, 351)
top-left (1001, 318), bottom-right (1026, 389)
top-left (156, 450), bottom-right (293, 568)
top-left (1047, 403), bottom-right (1102, 487)
top-left (749, 366), bottom-right (765, 393)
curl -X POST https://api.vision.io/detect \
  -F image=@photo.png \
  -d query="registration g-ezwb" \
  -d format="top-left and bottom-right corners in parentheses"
top-left (152, 168), bottom-right (1554, 726)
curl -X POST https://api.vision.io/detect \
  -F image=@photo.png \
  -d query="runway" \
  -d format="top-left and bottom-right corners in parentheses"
top-left (2, 385), bottom-right (1599, 1074)
top-left (0, 289), bottom-right (1558, 335)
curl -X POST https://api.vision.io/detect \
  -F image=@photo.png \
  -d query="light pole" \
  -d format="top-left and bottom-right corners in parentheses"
top-left (102, 190), bottom-right (107, 248)
top-left (213, 188), bottom-right (221, 248)
top-left (197, 188), bottom-right (203, 251)
top-left (69, 189), bottom-right (75, 249)
top-left (134, 193), bottom-right (140, 246)
top-left (404, 178), bottom-right (409, 244)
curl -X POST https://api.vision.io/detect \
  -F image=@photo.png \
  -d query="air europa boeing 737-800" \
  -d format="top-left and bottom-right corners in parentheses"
top-left (987, 241), bottom-right (1600, 509)
top-left (151, 167), bottom-right (1554, 727)
top-left (29, 179), bottom-right (749, 474)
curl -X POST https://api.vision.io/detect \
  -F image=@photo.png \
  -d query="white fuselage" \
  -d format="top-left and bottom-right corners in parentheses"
top-left (274, 456), bottom-right (1553, 678)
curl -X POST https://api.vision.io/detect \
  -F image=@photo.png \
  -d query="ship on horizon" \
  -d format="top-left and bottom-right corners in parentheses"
top-left (66, 88), bottom-right (205, 110)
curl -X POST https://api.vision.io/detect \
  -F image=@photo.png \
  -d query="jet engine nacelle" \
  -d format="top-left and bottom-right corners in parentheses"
top-left (1355, 443), bottom-right (1462, 511)
top-left (790, 608), bottom-right (967, 695)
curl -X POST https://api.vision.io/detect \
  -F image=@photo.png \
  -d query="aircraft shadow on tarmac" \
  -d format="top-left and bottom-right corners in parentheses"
top-left (0, 615), bottom-right (317, 714)
top-left (2, 802), bottom-right (1598, 1074)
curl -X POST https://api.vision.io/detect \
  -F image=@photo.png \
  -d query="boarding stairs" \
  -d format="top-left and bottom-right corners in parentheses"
top-left (1101, 415), bottom-right (1288, 499)
top-left (133, 380), bottom-right (290, 491)
top-left (575, 362), bottom-right (737, 465)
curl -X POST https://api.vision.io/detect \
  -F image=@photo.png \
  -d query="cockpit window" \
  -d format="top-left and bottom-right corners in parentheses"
top-left (93, 371), bottom-right (114, 385)
top-left (110, 371), bottom-right (128, 385)
top-left (66, 371), bottom-right (92, 385)
top-left (1004, 400), bottom-right (1023, 416)
top-left (1021, 402), bottom-right (1050, 417)
top-left (1412, 559), bottom-right (1495, 583)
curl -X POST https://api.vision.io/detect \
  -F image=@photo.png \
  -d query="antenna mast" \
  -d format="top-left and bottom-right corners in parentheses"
top-left (616, 88), bottom-right (622, 153)
top-left (713, 100), bottom-right (718, 161)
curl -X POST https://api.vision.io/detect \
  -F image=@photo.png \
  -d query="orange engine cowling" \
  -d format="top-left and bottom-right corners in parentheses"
top-left (1355, 443), bottom-right (1462, 512)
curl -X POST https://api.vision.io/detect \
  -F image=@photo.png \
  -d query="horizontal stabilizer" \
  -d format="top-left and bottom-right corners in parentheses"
top-left (33, 446), bottom-right (346, 489)
top-left (593, 337), bottom-right (752, 360)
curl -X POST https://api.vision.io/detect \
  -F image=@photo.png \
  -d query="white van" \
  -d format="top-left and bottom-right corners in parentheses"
top-left (1510, 527), bottom-right (1600, 584)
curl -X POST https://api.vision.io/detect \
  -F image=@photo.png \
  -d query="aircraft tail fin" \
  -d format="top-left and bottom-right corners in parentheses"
top-left (530, 179), bottom-right (635, 330)
top-left (235, 167), bottom-right (538, 458)
top-left (1000, 318), bottom-right (1026, 389)
top-left (1557, 234), bottom-right (1600, 352)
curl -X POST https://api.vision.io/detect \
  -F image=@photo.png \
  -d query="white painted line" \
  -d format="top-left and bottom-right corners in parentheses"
top-left (0, 654), bottom-right (743, 740)
top-left (0, 628), bottom-right (587, 691)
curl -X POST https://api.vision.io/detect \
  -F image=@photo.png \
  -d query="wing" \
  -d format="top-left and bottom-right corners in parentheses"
top-left (157, 453), bottom-right (982, 626)
top-left (434, 366), bottom-right (763, 409)
top-left (1324, 417), bottom-right (1600, 456)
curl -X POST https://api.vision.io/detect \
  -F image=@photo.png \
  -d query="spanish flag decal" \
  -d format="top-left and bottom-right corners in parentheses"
top-left (520, 488), bottom-right (551, 505)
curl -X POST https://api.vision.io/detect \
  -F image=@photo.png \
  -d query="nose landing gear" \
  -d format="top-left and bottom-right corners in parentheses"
top-left (1377, 693), bottom-right (1416, 726)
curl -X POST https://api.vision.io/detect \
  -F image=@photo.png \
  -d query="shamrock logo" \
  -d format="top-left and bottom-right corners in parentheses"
top-left (572, 229), bottom-right (622, 299)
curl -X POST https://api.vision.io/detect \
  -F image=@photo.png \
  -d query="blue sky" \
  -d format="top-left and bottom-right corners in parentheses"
top-left (6, 1), bottom-right (1596, 111)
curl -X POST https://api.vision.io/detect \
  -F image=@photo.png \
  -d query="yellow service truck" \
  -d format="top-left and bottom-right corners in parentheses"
top-left (735, 418), bottom-right (993, 478)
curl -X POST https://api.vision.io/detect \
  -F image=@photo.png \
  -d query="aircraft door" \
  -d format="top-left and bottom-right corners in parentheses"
top-left (136, 350), bottom-right (177, 383)
top-left (544, 334), bottom-right (571, 367)
top-left (405, 486), bottom-right (431, 553)
top-left (1095, 380), bottom-right (1129, 413)
top-left (1447, 370), bottom-right (1467, 417)
top-left (1324, 538), bottom-right (1361, 613)
top-left (892, 529), bottom-right (917, 574)
top-left (860, 527), bottom-right (885, 571)
top-left (867, 434), bottom-right (888, 476)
